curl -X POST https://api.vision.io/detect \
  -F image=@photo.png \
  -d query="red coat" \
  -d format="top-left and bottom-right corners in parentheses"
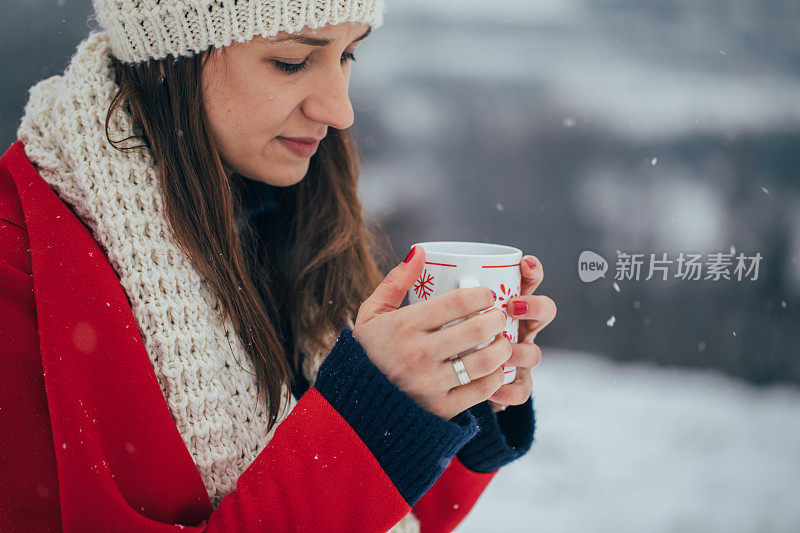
top-left (0, 140), bottom-right (497, 532)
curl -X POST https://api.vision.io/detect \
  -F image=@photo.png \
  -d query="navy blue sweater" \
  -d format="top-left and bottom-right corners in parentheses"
top-left (235, 175), bottom-right (535, 506)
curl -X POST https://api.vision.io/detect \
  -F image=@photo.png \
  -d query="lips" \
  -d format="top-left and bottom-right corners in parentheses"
top-left (281, 136), bottom-right (323, 144)
top-left (277, 136), bottom-right (321, 158)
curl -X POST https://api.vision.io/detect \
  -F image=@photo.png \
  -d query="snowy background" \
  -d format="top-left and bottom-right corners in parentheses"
top-left (455, 352), bottom-right (800, 532)
top-left (2, 1), bottom-right (799, 531)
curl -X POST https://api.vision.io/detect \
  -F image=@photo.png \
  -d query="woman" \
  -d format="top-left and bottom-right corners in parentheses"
top-left (0, 0), bottom-right (555, 531)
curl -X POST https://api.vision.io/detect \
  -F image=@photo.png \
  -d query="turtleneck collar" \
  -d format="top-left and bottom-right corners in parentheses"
top-left (233, 174), bottom-right (279, 218)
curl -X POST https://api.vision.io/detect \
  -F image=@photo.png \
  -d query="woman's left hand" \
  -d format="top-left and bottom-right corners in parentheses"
top-left (488, 255), bottom-right (557, 413)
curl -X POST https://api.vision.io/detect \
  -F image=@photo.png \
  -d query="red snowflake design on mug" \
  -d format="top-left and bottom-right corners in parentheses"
top-left (413, 268), bottom-right (435, 300)
top-left (496, 283), bottom-right (520, 320)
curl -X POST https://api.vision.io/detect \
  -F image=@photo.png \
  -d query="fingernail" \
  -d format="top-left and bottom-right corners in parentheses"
top-left (512, 301), bottom-right (527, 315)
top-left (524, 258), bottom-right (536, 270)
top-left (403, 246), bottom-right (416, 263)
top-left (491, 289), bottom-right (497, 301)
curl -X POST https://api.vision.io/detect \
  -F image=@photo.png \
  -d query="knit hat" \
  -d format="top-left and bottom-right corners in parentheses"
top-left (92, 0), bottom-right (386, 64)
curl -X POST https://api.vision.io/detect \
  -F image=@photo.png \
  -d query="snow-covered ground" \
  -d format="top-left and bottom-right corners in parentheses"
top-left (455, 348), bottom-right (800, 533)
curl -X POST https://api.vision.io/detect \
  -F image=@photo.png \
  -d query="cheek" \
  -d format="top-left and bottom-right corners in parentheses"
top-left (205, 86), bottom-right (284, 156)
top-left (202, 59), bottom-right (305, 176)
top-left (212, 75), bottom-right (294, 132)
top-left (202, 71), bottom-right (241, 152)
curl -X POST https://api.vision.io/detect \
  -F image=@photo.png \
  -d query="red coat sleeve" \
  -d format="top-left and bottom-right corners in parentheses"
top-left (411, 457), bottom-right (498, 533)
top-left (0, 216), bottom-right (411, 532)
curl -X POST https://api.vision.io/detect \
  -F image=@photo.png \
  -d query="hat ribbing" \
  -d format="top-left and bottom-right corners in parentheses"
top-left (92, 0), bottom-right (386, 64)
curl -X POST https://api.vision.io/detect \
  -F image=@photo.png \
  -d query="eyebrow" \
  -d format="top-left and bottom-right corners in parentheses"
top-left (269, 26), bottom-right (372, 47)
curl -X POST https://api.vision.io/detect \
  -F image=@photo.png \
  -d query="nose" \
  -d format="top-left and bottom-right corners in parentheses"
top-left (302, 62), bottom-right (354, 131)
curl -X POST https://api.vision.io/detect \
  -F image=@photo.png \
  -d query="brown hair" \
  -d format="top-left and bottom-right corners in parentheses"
top-left (103, 49), bottom-right (393, 432)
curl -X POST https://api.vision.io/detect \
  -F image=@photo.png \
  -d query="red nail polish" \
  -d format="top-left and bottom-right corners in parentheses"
top-left (491, 289), bottom-right (497, 301)
top-left (525, 258), bottom-right (536, 270)
top-left (512, 301), bottom-right (527, 315)
top-left (403, 246), bottom-right (416, 263)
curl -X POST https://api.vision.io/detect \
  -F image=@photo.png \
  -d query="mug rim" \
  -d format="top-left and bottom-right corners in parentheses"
top-left (412, 241), bottom-right (522, 258)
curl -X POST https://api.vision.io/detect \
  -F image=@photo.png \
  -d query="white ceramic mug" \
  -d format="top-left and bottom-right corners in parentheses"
top-left (406, 241), bottom-right (523, 386)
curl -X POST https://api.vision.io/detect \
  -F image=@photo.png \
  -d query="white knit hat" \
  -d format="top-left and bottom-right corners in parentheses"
top-left (91, 0), bottom-right (386, 64)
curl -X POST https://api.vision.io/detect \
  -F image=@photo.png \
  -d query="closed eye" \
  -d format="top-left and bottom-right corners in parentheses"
top-left (273, 50), bottom-right (357, 74)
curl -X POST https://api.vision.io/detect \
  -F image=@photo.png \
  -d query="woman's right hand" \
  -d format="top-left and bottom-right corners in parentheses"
top-left (352, 245), bottom-right (511, 420)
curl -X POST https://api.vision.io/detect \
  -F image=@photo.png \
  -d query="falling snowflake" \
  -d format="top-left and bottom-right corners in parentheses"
top-left (612, 282), bottom-right (620, 292)
top-left (650, 157), bottom-right (658, 166)
top-left (761, 186), bottom-right (770, 194)
top-left (413, 268), bottom-right (435, 300)
top-left (606, 315), bottom-right (616, 327)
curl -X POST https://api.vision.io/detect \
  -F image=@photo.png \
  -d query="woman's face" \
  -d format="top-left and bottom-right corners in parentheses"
top-left (201, 22), bottom-right (371, 186)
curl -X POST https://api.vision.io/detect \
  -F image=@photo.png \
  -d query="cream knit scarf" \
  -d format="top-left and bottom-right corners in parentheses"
top-left (17, 30), bottom-right (418, 532)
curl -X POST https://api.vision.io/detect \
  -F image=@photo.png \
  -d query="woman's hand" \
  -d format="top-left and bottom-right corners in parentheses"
top-left (488, 255), bottom-right (557, 413)
top-left (352, 245), bottom-right (512, 421)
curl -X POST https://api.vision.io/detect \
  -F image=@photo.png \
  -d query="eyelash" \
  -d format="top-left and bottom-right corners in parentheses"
top-left (273, 51), bottom-right (357, 74)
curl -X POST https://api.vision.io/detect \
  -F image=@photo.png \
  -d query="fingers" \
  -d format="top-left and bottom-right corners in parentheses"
top-left (488, 366), bottom-right (532, 406)
top-left (507, 294), bottom-right (557, 344)
top-left (444, 366), bottom-right (506, 411)
top-left (505, 294), bottom-right (557, 323)
top-left (517, 296), bottom-right (557, 344)
top-left (441, 333), bottom-right (512, 389)
top-left (505, 341), bottom-right (542, 368)
top-left (427, 306), bottom-right (507, 362)
top-left (515, 255), bottom-right (557, 344)
top-left (358, 245), bottom-right (427, 327)
top-left (406, 285), bottom-right (496, 332)
top-left (519, 255), bottom-right (543, 296)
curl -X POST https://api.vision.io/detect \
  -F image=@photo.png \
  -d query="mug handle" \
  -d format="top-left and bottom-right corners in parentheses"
top-left (457, 275), bottom-right (516, 386)
top-left (457, 274), bottom-right (481, 290)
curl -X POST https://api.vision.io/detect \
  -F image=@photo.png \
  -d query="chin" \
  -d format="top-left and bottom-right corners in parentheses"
top-left (259, 167), bottom-right (309, 188)
top-left (286, 160), bottom-right (312, 183)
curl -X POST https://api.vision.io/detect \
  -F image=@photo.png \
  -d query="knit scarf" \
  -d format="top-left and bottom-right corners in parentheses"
top-left (16, 31), bottom-right (419, 531)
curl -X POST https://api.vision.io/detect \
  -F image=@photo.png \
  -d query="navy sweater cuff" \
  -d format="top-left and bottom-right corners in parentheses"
top-left (314, 326), bottom-right (479, 506)
top-left (455, 395), bottom-right (536, 473)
